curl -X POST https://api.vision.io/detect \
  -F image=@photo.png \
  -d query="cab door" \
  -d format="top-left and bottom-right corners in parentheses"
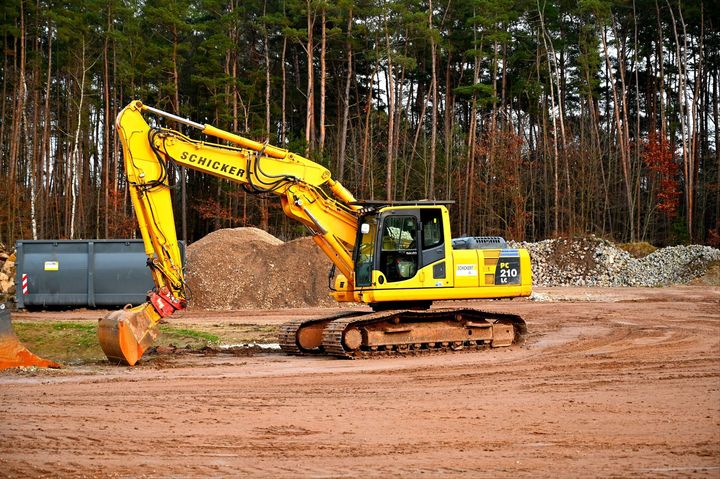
top-left (377, 213), bottom-right (420, 286)
top-left (418, 207), bottom-right (449, 287)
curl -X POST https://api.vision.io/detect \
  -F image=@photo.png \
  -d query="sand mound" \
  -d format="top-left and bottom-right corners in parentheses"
top-left (185, 228), bottom-right (336, 310)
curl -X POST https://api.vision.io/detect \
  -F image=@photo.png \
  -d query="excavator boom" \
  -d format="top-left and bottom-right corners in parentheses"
top-left (99, 101), bottom-right (360, 364)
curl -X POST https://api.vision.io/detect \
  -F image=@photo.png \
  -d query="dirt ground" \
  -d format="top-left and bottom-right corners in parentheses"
top-left (1, 286), bottom-right (718, 478)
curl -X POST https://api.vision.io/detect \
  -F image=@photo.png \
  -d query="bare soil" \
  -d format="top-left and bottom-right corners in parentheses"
top-left (691, 261), bottom-right (720, 286)
top-left (185, 228), bottom-right (336, 309)
top-left (1, 286), bottom-right (719, 478)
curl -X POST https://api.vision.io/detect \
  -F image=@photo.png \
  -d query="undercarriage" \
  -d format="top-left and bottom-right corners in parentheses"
top-left (279, 308), bottom-right (527, 358)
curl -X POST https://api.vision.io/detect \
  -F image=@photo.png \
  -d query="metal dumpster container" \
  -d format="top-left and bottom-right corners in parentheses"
top-left (15, 240), bottom-right (184, 309)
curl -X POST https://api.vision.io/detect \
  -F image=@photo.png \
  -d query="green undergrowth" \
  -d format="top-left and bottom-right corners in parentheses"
top-left (12, 320), bottom-right (225, 365)
top-left (158, 325), bottom-right (219, 344)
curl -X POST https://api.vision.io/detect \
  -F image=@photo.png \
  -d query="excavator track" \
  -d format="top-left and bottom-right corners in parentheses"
top-left (279, 308), bottom-right (526, 359)
top-left (321, 308), bottom-right (526, 358)
top-left (278, 311), bottom-right (367, 355)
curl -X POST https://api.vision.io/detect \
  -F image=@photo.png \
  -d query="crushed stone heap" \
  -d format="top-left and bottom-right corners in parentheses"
top-left (185, 228), bottom-right (336, 310)
top-left (509, 237), bottom-right (720, 287)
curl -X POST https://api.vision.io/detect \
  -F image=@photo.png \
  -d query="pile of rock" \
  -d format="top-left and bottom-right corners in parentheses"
top-left (0, 247), bottom-right (16, 303)
top-left (628, 245), bottom-right (720, 286)
top-left (510, 237), bottom-right (720, 287)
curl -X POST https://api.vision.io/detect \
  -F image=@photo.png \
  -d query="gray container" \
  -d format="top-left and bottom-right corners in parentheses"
top-left (15, 240), bottom-right (184, 309)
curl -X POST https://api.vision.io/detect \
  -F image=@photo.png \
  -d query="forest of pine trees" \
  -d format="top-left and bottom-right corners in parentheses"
top-left (0, 0), bottom-right (718, 246)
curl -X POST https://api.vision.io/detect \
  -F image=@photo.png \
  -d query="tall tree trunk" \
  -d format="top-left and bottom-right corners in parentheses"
top-left (714, 68), bottom-right (719, 228)
top-left (601, 24), bottom-right (634, 240)
top-left (444, 55), bottom-right (454, 201)
top-left (656, 1), bottom-right (666, 138)
top-left (338, 7), bottom-right (353, 181)
top-left (465, 17), bottom-right (483, 234)
top-left (41, 24), bottom-right (54, 239)
top-left (305, 1), bottom-right (315, 153)
top-left (171, 23), bottom-right (187, 242)
top-left (281, 36), bottom-right (287, 145)
top-left (666, 0), bottom-right (691, 240)
top-left (538, 2), bottom-right (561, 235)
top-left (680, 3), bottom-right (695, 240)
top-left (0, 25), bottom-right (7, 175)
top-left (633, 0), bottom-right (642, 237)
top-left (70, 39), bottom-right (87, 240)
top-left (612, 17), bottom-right (634, 240)
top-left (103, 4), bottom-right (111, 238)
top-left (428, 0), bottom-right (437, 199)
top-left (26, 61), bottom-right (37, 240)
top-left (7, 3), bottom-right (25, 242)
top-left (360, 67), bottom-right (376, 197)
top-left (261, 9), bottom-right (272, 231)
top-left (319, 6), bottom-right (326, 153)
top-left (23, 1), bottom-right (37, 240)
top-left (383, 11), bottom-right (395, 201)
top-left (264, 21), bottom-right (271, 138)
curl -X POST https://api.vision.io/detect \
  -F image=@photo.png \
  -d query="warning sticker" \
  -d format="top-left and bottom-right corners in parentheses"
top-left (456, 264), bottom-right (478, 277)
top-left (44, 261), bottom-right (59, 271)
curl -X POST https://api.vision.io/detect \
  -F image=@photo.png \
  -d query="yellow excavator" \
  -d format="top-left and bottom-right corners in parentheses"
top-left (98, 100), bottom-right (532, 365)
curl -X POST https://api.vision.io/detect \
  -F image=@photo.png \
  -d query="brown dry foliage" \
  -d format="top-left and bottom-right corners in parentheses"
top-left (618, 242), bottom-right (658, 259)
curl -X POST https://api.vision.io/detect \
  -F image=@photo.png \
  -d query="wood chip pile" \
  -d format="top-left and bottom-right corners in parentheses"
top-left (0, 246), bottom-right (16, 303)
top-left (185, 228), bottom-right (337, 310)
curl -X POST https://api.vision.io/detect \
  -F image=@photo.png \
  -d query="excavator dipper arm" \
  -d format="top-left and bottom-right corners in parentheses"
top-left (98, 101), bottom-right (359, 365)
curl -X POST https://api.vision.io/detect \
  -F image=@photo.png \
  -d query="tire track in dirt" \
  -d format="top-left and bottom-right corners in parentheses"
top-left (1, 287), bottom-right (719, 478)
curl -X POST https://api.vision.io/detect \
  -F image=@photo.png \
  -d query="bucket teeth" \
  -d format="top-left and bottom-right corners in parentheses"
top-left (0, 307), bottom-right (61, 370)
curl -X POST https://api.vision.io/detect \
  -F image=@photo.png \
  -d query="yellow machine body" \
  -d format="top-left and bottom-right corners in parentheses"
top-left (331, 205), bottom-right (532, 305)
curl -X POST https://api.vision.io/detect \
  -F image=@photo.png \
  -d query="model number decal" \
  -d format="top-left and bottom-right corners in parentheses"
top-left (495, 257), bottom-right (520, 284)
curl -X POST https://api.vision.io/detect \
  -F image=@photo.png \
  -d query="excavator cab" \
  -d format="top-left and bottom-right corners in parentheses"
top-left (352, 204), bottom-right (450, 295)
top-left (355, 211), bottom-right (422, 285)
top-left (340, 202), bottom-right (531, 310)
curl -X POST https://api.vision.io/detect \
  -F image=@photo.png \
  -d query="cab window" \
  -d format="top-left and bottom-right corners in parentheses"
top-left (354, 217), bottom-right (377, 287)
top-left (421, 209), bottom-right (443, 249)
top-left (380, 216), bottom-right (418, 282)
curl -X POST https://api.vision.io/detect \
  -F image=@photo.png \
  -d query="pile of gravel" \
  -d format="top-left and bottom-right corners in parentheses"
top-left (509, 237), bottom-right (720, 287)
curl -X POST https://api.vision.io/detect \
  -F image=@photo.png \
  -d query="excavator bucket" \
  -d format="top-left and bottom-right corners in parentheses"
top-left (0, 306), bottom-right (61, 370)
top-left (98, 305), bottom-right (159, 366)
